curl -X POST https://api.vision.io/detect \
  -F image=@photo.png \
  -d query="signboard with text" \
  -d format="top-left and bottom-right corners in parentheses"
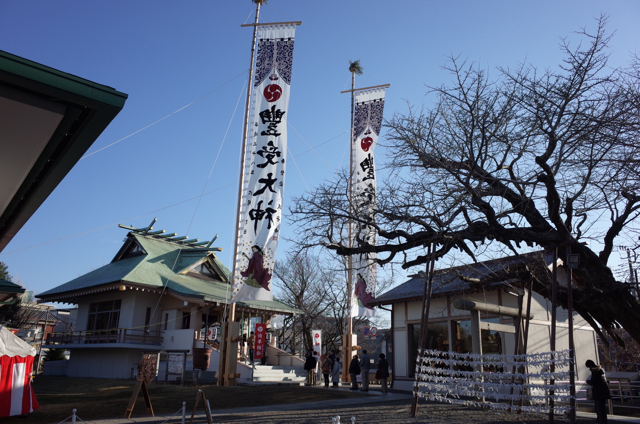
top-left (254, 323), bottom-right (267, 359)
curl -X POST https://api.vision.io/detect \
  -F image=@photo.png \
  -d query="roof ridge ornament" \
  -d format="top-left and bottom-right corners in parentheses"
top-left (118, 219), bottom-right (222, 250)
top-left (118, 217), bottom-right (157, 233)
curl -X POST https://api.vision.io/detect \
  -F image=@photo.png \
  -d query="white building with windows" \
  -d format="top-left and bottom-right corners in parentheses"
top-left (37, 222), bottom-right (299, 379)
top-left (369, 251), bottom-right (599, 392)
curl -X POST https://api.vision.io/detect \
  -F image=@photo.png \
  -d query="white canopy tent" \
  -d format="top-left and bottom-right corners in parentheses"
top-left (0, 325), bottom-right (39, 417)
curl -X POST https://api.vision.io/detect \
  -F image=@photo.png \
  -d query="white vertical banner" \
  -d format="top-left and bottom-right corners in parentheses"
top-left (233, 24), bottom-right (298, 302)
top-left (311, 329), bottom-right (322, 358)
top-left (350, 87), bottom-right (387, 317)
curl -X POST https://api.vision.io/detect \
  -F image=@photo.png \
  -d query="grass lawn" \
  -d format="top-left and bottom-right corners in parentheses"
top-left (4, 376), bottom-right (368, 423)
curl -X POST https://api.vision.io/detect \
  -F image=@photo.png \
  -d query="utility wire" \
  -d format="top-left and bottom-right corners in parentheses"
top-left (0, 183), bottom-right (234, 256)
top-left (80, 70), bottom-right (247, 160)
top-left (148, 77), bottom-right (248, 322)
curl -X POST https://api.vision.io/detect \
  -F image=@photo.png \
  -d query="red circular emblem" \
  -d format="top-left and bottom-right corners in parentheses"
top-left (360, 137), bottom-right (373, 152)
top-left (264, 84), bottom-right (282, 102)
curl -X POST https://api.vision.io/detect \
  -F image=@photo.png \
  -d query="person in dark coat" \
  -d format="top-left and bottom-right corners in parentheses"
top-left (377, 353), bottom-right (390, 393)
top-left (359, 349), bottom-right (371, 391)
top-left (586, 359), bottom-right (611, 424)
top-left (320, 351), bottom-right (334, 388)
top-left (348, 354), bottom-right (361, 390)
top-left (304, 350), bottom-right (317, 386)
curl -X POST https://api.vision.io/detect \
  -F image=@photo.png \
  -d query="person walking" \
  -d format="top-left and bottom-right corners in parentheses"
top-left (304, 350), bottom-right (317, 386)
top-left (377, 353), bottom-right (390, 393)
top-left (248, 331), bottom-right (255, 365)
top-left (349, 354), bottom-right (361, 390)
top-left (320, 352), bottom-right (333, 388)
top-left (586, 359), bottom-right (611, 424)
top-left (332, 356), bottom-right (341, 387)
top-left (359, 349), bottom-right (371, 392)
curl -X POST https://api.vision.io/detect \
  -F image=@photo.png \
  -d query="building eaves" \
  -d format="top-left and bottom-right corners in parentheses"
top-left (0, 50), bottom-right (127, 251)
top-left (371, 250), bottom-right (552, 306)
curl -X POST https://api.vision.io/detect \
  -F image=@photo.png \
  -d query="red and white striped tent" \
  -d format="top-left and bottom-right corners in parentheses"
top-left (0, 325), bottom-right (39, 417)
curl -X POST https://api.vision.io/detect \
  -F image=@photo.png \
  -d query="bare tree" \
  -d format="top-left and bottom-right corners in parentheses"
top-left (290, 17), bottom-right (640, 346)
top-left (273, 250), bottom-right (394, 356)
top-left (599, 329), bottom-right (640, 372)
top-left (272, 250), bottom-right (333, 355)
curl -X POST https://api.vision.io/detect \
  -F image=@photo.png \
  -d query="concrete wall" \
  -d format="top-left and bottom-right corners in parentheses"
top-left (42, 360), bottom-right (69, 376)
top-left (162, 329), bottom-right (196, 353)
top-left (67, 348), bottom-right (147, 379)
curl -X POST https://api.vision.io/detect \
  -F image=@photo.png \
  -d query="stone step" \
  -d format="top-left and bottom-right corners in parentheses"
top-left (251, 365), bottom-right (306, 382)
top-left (250, 365), bottom-right (302, 372)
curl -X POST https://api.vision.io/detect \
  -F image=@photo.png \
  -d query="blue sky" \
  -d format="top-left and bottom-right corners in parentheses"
top-left (1, 1), bottom-right (639, 298)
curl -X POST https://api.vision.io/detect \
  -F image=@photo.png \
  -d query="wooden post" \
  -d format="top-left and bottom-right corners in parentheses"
top-left (508, 286), bottom-right (525, 411)
top-left (517, 279), bottom-right (534, 409)
top-left (566, 244), bottom-right (576, 424)
top-left (410, 244), bottom-right (436, 417)
top-left (549, 246), bottom-right (558, 423)
top-left (343, 63), bottom-right (357, 386)
top-left (221, 0), bottom-right (262, 386)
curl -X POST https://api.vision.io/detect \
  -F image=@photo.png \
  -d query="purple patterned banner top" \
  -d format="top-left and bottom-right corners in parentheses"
top-left (254, 25), bottom-right (296, 87)
top-left (353, 89), bottom-right (385, 142)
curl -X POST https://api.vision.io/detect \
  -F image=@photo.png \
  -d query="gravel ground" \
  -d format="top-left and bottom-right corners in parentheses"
top-left (204, 399), bottom-right (595, 424)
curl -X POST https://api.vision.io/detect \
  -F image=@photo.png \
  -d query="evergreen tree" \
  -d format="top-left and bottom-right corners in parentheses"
top-left (0, 261), bottom-right (22, 325)
top-left (0, 261), bottom-right (11, 281)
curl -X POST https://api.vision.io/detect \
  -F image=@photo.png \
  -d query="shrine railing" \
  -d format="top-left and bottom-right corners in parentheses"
top-left (44, 328), bottom-right (163, 346)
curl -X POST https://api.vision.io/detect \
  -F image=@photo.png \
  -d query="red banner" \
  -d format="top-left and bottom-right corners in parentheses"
top-left (254, 323), bottom-right (267, 359)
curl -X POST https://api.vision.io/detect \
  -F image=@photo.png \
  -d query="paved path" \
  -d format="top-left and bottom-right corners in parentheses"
top-left (70, 387), bottom-right (640, 424)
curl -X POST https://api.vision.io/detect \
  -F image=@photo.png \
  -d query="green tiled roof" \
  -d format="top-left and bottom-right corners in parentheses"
top-left (0, 278), bottom-right (25, 294)
top-left (38, 232), bottom-right (231, 302)
top-left (37, 230), bottom-right (299, 315)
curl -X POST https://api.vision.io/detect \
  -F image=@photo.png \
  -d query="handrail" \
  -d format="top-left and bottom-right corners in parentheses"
top-left (44, 328), bottom-right (164, 346)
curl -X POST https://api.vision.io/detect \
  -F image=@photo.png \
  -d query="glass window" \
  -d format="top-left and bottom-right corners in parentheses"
top-left (87, 300), bottom-right (121, 331)
top-left (408, 322), bottom-right (449, 377)
top-left (452, 318), bottom-right (502, 354)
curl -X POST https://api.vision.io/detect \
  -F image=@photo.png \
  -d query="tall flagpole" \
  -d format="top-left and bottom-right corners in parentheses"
top-left (347, 65), bottom-right (356, 348)
top-left (341, 61), bottom-right (360, 384)
top-left (342, 61), bottom-right (388, 383)
top-left (230, 0), bottom-right (263, 321)
top-left (221, 0), bottom-right (262, 387)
